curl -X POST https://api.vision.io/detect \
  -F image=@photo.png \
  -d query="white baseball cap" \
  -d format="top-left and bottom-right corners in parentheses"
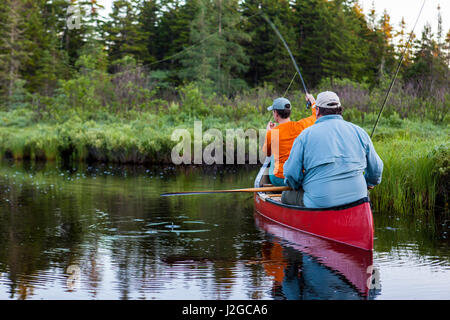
top-left (316, 91), bottom-right (341, 108)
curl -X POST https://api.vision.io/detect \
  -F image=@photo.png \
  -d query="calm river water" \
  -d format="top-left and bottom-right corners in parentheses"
top-left (0, 161), bottom-right (448, 300)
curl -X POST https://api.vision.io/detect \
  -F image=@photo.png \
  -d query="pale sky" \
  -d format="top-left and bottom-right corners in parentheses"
top-left (359, 0), bottom-right (449, 37)
top-left (98, 0), bottom-right (449, 38)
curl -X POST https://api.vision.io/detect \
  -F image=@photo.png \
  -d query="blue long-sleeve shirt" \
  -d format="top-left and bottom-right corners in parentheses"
top-left (283, 115), bottom-right (383, 208)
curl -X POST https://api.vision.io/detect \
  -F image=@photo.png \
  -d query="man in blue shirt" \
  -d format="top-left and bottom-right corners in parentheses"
top-left (283, 91), bottom-right (383, 208)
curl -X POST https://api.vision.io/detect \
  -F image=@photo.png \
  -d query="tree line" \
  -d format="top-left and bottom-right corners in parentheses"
top-left (0, 0), bottom-right (448, 107)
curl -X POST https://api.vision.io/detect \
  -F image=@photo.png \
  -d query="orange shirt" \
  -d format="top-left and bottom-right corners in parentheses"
top-left (262, 241), bottom-right (287, 284)
top-left (263, 107), bottom-right (316, 179)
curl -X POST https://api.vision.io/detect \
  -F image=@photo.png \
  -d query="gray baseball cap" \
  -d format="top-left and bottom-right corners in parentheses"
top-left (267, 97), bottom-right (291, 111)
top-left (316, 91), bottom-right (341, 108)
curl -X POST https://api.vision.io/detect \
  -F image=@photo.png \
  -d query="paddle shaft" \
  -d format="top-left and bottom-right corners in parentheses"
top-left (161, 186), bottom-right (291, 196)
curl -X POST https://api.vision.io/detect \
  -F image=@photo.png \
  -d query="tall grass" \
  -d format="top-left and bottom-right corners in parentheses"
top-left (0, 80), bottom-right (448, 215)
top-left (370, 137), bottom-right (446, 214)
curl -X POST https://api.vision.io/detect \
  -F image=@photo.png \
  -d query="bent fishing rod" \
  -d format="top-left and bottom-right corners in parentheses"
top-left (261, 14), bottom-right (312, 109)
top-left (370, 0), bottom-right (426, 138)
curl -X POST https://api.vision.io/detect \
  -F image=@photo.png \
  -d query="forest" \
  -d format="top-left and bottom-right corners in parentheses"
top-left (0, 0), bottom-right (448, 212)
top-left (0, 0), bottom-right (448, 110)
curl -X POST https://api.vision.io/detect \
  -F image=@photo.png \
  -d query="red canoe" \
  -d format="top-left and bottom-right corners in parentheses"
top-left (254, 159), bottom-right (374, 251)
top-left (253, 212), bottom-right (374, 297)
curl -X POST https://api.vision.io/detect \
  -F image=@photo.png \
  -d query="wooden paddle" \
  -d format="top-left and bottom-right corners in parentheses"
top-left (161, 186), bottom-right (291, 196)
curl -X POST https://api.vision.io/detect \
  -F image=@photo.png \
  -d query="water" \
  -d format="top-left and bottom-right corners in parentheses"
top-left (0, 161), bottom-right (448, 300)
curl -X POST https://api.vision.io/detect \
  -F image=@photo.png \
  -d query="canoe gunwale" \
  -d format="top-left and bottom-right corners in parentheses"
top-left (264, 196), bottom-right (371, 212)
top-left (254, 157), bottom-right (371, 211)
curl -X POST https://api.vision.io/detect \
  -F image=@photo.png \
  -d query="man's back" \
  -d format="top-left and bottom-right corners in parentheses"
top-left (283, 115), bottom-right (383, 208)
top-left (263, 109), bottom-right (316, 178)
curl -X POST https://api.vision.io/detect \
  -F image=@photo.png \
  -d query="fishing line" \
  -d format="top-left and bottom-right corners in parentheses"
top-left (144, 8), bottom-right (311, 111)
top-left (283, 72), bottom-right (297, 97)
top-left (146, 10), bottom-right (264, 68)
top-left (261, 14), bottom-right (311, 109)
top-left (370, 0), bottom-right (426, 138)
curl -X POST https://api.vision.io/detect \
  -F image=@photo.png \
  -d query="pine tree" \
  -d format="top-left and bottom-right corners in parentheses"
top-left (241, 0), bottom-right (269, 87)
top-left (139, 0), bottom-right (159, 65)
top-left (261, 0), bottom-right (298, 90)
top-left (102, 0), bottom-right (152, 65)
top-left (241, 0), bottom-right (298, 90)
top-left (180, 0), bottom-right (249, 95)
top-left (395, 17), bottom-right (411, 66)
top-left (405, 23), bottom-right (448, 94)
top-left (62, 0), bottom-right (100, 67)
top-left (211, 0), bottom-right (250, 94)
top-left (21, 0), bottom-right (72, 96)
top-left (445, 30), bottom-right (450, 67)
top-left (359, 4), bottom-right (396, 85)
top-left (179, 0), bottom-right (216, 90)
top-left (293, 0), bottom-right (334, 87)
top-left (320, 0), bottom-right (369, 83)
top-left (0, 0), bottom-right (30, 101)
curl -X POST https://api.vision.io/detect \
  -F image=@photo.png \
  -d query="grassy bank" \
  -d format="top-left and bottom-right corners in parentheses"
top-left (369, 130), bottom-right (448, 214)
top-left (1, 109), bottom-right (448, 215)
top-left (1, 81), bottom-right (448, 214)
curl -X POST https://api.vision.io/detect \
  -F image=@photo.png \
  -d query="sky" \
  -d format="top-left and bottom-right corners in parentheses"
top-left (97, 0), bottom-right (449, 37)
top-left (359, 0), bottom-right (449, 37)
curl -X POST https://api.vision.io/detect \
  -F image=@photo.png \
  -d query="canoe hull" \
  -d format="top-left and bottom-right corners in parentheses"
top-left (254, 193), bottom-right (374, 251)
top-left (254, 212), bottom-right (374, 297)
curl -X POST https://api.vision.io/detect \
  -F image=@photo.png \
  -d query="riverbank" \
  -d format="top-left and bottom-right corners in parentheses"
top-left (1, 106), bottom-right (448, 215)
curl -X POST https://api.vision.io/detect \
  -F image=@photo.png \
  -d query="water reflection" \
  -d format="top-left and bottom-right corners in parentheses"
top-left (0, 161), bottom-right (448, 299)
top-left (254, 213), bottom-right (379, 299)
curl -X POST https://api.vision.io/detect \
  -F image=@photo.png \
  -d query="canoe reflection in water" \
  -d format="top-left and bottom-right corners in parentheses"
top-left (254, 212), bottom-right (381, 300)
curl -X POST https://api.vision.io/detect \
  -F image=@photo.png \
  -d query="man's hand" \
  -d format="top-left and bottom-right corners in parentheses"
top-left (266, 121), bottom-right (276, 131)
top-left (305, 93), bottom-right (316, 106)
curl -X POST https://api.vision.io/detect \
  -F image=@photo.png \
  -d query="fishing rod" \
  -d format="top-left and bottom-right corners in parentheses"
top-left (261, 14), bottom-right (312, 109)
top-left (161, 186), bottom-right (291, 197)
top-left (370, 0), bottom-right (426, 138)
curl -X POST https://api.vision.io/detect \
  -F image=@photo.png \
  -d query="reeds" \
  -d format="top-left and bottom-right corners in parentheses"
top-left (364, 118), bottom-right (448, 214)
top-left (0, 79), bottom-right (448, 214)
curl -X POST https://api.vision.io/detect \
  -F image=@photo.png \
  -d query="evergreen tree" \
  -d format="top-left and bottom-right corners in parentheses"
top-left (139, 0), bottom-right (159, 65)
top-left (102, 0), bottom-right (151, 65)
top-left (261, 0), bottom-right (298, 90)
top-left (157, 0), bottom-right (196, 62)
top-left (395, 17), bottom-right (413, 66)
top-left (293, 0), bottom-right (334, 87)
top-left (360, 4), bottom-right (396, 85)
top-left (376, 10), bottom-right (396, 77)
top-left (320, 0), bottom-right (369, 83)
top-left (62, 0), bottom-right (100, 67)
top-left (405, 23), bottom-right (448, 92)
top-left (241, 0), bottom-right (298, 90)
top-left (179, 0), bottom-right (216, 90)
top-left (22, 0), bottom-right (71, 96)
top-left (180, 0), bottom-right (249, 95)
top-left (212, 0), bottom-right (250, 94)
top-left (445, 30), bottom-right (450, 67)
top-left (0, 0), bottom-right (30, 101)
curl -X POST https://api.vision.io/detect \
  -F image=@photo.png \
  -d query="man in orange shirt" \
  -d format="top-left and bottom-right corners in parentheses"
top-left (263, 97), bottom-right (316, 186)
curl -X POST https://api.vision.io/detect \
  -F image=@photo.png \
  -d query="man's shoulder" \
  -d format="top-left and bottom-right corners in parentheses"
top-left (300, 118), bottom-right (368, 138)
top-left (342, 120), bottom-right (369, 136)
